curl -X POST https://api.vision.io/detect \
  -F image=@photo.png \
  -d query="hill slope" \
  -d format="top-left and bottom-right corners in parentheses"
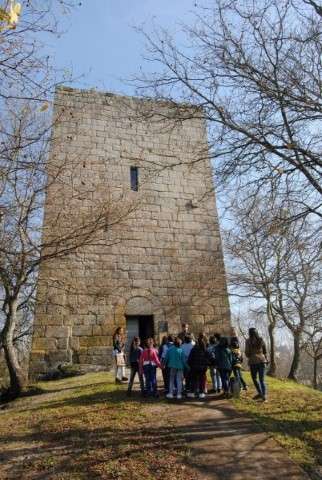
top-left (0, 372), bottom-right (320, 479)
top-left (0, 373), bottom-right (195, 480)
top-left (233, 373), bottom-right (322, 480)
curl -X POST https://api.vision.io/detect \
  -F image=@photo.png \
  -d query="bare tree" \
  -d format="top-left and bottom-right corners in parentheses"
top-left (0, 1), bottom-right (78, 397)
top-left (225, 196), bottom-right (285, 376)
top-left (0, 1), bottom-right (81, 102)
top-left (272, 226), bottom-right (322, 380)
top-left (133, 0), bottom-right (322, 221)
top-left (233, 309), bottom-right (269, 346)
top-left (0, 1), bottom-right (140, 399)
top-left (303, 319), bottom-right (322, 389)
top-left (225, 194), bottom-right (322, 380)
top-left (0, 102), bottom-right (138, 399)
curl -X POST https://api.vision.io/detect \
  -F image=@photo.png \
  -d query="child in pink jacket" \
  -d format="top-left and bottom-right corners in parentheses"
top-left (139, 337), bottom-right (162, 397)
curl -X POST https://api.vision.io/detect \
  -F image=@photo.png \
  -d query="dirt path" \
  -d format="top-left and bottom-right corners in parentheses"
top-left (148, 395), bottom-right (310, 480)
top-left (0, 373), bottom-right (312, 480)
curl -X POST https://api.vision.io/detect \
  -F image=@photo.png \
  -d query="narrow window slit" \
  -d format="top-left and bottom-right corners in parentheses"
top-left (130, 166), bottom-right (139, 191)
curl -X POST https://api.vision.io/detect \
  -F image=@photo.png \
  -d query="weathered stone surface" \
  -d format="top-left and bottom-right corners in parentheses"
top-left (29, 87), bottom-right (231, 376)
top-left (45, 350), bottom-right (72, 367)
top-left (32, 338), bottom-right (57, 351)
top-left (46, 326), bottom-right (70, 339)
top-left (73, 325), bottom-right (93, 337)
top-left (79, 336), bottom-right (112, 348)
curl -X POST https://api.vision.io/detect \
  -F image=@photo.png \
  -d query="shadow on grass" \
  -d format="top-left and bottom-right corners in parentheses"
top-left (243, 409), bottom-right (322, 470)
top-left (0, 387), bottom-right (317, 479)
top-left (0, 398), bottom-right (285, 480)
top-left (31, 381), bottom-right (111, 396)
top-left (25, 388), bottom-right (230, 412)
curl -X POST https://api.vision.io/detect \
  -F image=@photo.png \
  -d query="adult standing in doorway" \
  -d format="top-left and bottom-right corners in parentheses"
top-left (178, 323), bottom-right (195, 343)
top-left (245, 328), bottom-right (268, 402)
top-left (112, 327), bottom-right (128, 384)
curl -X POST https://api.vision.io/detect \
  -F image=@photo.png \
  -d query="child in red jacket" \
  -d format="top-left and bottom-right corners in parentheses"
top-left (139, 337), bottom-right (162, 397)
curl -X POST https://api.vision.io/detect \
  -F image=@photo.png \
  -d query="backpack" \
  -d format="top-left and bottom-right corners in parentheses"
top-left (207, 348), bottom-right (217, 367)
top-left (231, 349), bottom-right (243, 368)
top-left (230, 375), bottom-right (241, 398)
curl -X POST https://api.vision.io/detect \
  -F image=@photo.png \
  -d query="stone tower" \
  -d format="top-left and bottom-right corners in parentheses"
top-left (29, 87), bottom-right (231, 375)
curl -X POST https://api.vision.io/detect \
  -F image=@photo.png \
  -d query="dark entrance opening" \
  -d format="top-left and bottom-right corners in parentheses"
top-left (126, 315), bottom-right (154, 351)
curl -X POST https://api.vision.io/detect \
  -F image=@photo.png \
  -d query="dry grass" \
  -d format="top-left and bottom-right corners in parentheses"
top-left (0, 373), bottom-right (195, 480)
top-left (233, 373), bottom-right (322, 479)
top-left (1, 371), bottom-right (321, 479)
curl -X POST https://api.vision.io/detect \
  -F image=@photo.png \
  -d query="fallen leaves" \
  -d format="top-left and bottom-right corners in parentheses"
top-left (0, 1), bottom-right (22, 31)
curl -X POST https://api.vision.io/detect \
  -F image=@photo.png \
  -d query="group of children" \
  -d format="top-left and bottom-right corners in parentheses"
top-left (125, 330), bottom-right (248, 400)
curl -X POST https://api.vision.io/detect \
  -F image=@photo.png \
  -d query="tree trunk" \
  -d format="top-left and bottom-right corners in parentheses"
top-left (313, 357), bottom-right (318, 390)
top-left (1, 299), bottom-right (27, 399)
top-left (266, 301), bottom-right (277, 377)
top-left (267, 322), bottom-right (277, 377)
top-left (2, 343), bottom-right (27, 398)
top-left (288, 333), bottom-right (301, 381)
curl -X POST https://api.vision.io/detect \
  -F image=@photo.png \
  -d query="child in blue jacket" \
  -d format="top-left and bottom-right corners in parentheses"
top-left (165, 337), bottom-right (188, 400)
top-left (215, 336), bottom-right (233, 398)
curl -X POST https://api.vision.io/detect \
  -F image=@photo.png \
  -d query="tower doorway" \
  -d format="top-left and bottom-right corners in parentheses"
top-left (125, 315), bottom-right (154, 352)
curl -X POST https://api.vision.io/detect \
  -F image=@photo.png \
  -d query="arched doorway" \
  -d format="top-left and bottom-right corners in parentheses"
top-left (125, 297), bottom-right (154, 349)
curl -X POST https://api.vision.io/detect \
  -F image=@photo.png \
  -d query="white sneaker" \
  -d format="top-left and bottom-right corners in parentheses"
top-left (187, 393), bottom-right (195, 398)
top-left (166, 393), bottom-right (173, 399)
top-left (199, 393), bottom-right (206, 399)
top-left (177, 394), bottom-right (182, 399)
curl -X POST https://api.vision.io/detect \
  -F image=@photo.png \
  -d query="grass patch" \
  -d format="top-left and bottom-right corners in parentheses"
top-left (2, 371), bottom-right (321, 479)
top-left (233, 373), bottom-right (322, 479)
top-left (0, 373), bottom-right (195, 480)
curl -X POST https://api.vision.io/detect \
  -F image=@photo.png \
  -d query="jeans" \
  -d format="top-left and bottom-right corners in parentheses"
top-left (128, 363), bottom-right (144, 393)
top-left (250, 363), bottom-right (266, 398)
top-left (184, 367), bottom-right (192, 392)
top-left (233, 367), bottom-right (247, 389)
top-left (219, 368), bottom-right (231, 393)
top-left (143, 364), bottom-right (157, 396)
top-left (191, 369), bottom-right (207, 394)
top-left (210, 366), bottom-right (222, 391)
top-left (169, 368), bottom-right (184, 396)
top-left (162, 366), bottom-right (170, 393)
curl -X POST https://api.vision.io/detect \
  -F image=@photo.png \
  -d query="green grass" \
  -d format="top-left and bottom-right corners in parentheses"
top-left (0, 373), bottom-right (194, 480)
top-left (1, 371), bottom-right (321, 479)
top-left (233, 373), bottom-right (322, 479)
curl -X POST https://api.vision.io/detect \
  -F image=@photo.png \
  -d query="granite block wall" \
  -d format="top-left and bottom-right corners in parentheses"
top-left (29, 87), bottom-right (231, 375)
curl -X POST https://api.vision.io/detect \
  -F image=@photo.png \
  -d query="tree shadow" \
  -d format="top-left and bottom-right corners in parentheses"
top-left (0, 416), bottom-right (309, 480)
top-left (0, 390), bottom-right (315, 480)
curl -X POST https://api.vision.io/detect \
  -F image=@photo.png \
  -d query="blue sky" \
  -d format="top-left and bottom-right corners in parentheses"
top-left (49, 0), bottom-right (197, 94)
